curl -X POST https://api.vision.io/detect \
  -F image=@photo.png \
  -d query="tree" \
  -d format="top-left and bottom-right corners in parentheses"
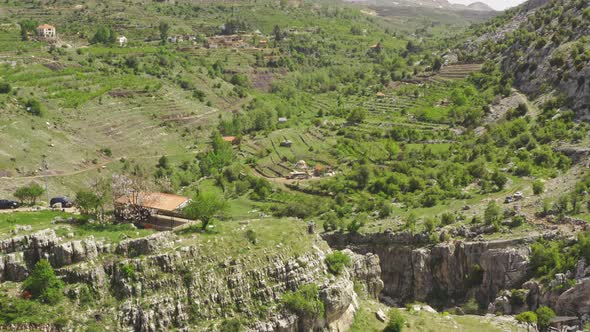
top-left (22, 260), bottom-right (64, 305)
top-left (384, 308), bottom-right (405, 332)
top-left (0, 82), bottom-right (11, 94)
top-left (75, 190), bottom-right (101, 216)
top-left (14, 183), bottom-right (44, 205)
top-left (515, 311), bottom-right (537, 332)
top-left (535, 306), bottom-right (555, 331)
top-left (91, 26), bottom-right (116, 44)
top-left (281, 284), bottom-right (324, 321)
top-left (183, 191), bottom-right (227, 230)
top-left (484, 201), bottom-right (501, 226)
top-left (532, 180), bottom-right (544, 195)
top-left (18, 19), bottom-right (38, 41)
top-left (24, 99), bottom-right (45, 116)
top-left (347, 108), bottom-right (366, 124)
top-left (159, 22), bottom-right (170, 43)
top-left (325, 251), bottom-right (352, 275)
top-left (273, 25), bottom-right (283, 41)
top-left (491, 171), bottom-right (508, 190)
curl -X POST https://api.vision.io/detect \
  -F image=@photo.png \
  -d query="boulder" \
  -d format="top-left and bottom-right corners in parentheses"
top-left (116, 232), bottom-right (175, 257)
top-left (555, 278), bottom-right (590, 315)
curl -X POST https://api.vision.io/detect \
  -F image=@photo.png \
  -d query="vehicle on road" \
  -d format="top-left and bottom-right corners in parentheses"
top-left (0, 200), bottom-right (20, 209)
top-left (50, 197), bottom-right (74, 208)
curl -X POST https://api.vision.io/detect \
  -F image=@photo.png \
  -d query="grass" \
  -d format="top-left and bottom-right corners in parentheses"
top-left (351, 300), bottom-right (526, 332)
top-left (0, 210), bottom-right (154, 242)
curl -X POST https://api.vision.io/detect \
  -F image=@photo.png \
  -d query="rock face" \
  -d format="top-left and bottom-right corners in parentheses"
top-left (0, 228), bottom-right (384, 332)
top-left (324, 232), bottom-right (533, 306)
top-left (555, 278), bottom-right (590, 315)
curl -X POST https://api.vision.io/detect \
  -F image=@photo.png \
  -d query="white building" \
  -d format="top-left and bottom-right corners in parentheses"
top-left (36, 24), bottom-right (56, 38)
top-left (118, 36), bottom-right (128, 47)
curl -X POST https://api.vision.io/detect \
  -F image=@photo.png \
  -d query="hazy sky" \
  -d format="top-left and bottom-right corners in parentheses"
top-left (448, 0), bottom-right (526, 10)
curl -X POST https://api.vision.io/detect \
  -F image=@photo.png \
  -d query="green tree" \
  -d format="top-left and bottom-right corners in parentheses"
top-left (183, 191), bottom-right (227, 230)
top-left (0, 82), bottom-right (11, 94)
top-left (516, 311), bottom-right (537, 332)
top-left (159, 22), bottom-right (170, 43)
top-left (325, 251), bottom-right (352, 275)
top-left (75, 190), bottom-right (101, 216)
top-left (91, 26), bottom-right (116, 44)
top-left (22, 260), bottom-right (64, 305)
top-left (25, 99), bottom-right (45, 116)
top-left (281, 284), bottom-right (324, 320)
top-left (14, 183), bottom-right (44, 205)
top-left (347, 108), bottom-right (366, 124)
top-left (484, 201), bottom-right (501, 226)
top-left (384, 308), bottom-right (405, 332)
top-left (532, 180), bottom-right (544, 195)
top-left (535, 306), bottom-right (555, 331)
top-left (18, 19), bottom-right (38, 41)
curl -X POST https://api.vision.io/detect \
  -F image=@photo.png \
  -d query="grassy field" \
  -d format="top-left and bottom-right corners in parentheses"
top-left (351, 300), bottom-right (526, 332)
top-left (0, 210), bottom-right (154, 242)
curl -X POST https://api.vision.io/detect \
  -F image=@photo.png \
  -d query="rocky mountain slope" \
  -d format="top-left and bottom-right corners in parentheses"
top-left (465, 0), bottom-right (590, 119)
top-left (0, 223), bottom-right (383, 331)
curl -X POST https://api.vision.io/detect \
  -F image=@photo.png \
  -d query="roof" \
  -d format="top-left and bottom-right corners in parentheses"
top-left (222, 136), bottom-right (237, 142)
top-left (116, 192), bottom-right (190, 212)
top-left (37, 24), bottom-right (55, 29)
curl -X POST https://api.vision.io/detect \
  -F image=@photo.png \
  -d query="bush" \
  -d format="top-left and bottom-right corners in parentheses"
top-left (346, 218), bottom-right (365, 233)
top-left (219, 319), bottom-right (243, 332)
top-left (510, 289), bottom-right (527, 306)
top-left (515, 311), bottom-right (537, 329)
top-left (121, 263), bottom-right (135, 280)
top-left (22, 260), bottom-right (64, 305)
top-left (325, 251), bottom-right (352, 275)
top-left (535, 306), bottom-right (555, 331)
top-left (14, 183), bottom-right (45, 205)
top-left (281, 284), bottom-right (324, 319)
top-left (484, 201), bottom-right (501, 226)
top-left (511, 215), bottom-right (526, 228)
top-left (532, 180), bottom-right (544, 195)
top-left (461, 297), bottom-right (479, 315)
top-left (0, 82), bottom-right (11, 94)
top-left (24, 99), bottom-right (46, 116)
top-left (384, 308), bottom-right (405, 332)
top-left (245, 229), bottom-right (257, 245)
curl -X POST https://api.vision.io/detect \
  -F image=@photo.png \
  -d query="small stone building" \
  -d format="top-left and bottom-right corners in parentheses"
top-left (36, 24), bottom-right (56, 39)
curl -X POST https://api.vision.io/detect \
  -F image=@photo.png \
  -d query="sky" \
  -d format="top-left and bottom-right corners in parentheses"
top-left (448, 0), bottom-right (526, 10)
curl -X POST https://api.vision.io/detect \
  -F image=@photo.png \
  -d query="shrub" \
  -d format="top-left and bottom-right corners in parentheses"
top-left (24, 99), bottom-right (46, 116)
top-left (461, 297), bottom-right (479, 315)
top-left (511, 215), bottom-right (526, 228)
top-left (245, 229), bottom-right (258, 245)
top-left (0, 82), bottom-right (11, 94)
top-left (384, 308), bottom-right (405, 332)
top-left (532, 180), bottom-right (544, 195)
top-left (510, 289), bottom-right (527, 306)
top-left (535, 306), bottom-right (555, 331)
top-left (325, 251), bottom-right (352, 275)
top-left (14, 183), bottom-right (45, 205)
top-left (121, 263), bottom-right (135, 280)
top-left (484, 201), bottom-right (501, 226)
top-left (440, 212), bottom-right (455, 226)
top-left (22, 260), bottom-right (64, 305)
top-left (219, 319), bottom-right (243, 332)
top-left (515, 311), bottom-right (537, 329)
top-left (281, 284), bottom-right (324, 319)
top-left (346, 218), bottom-right (365, 233)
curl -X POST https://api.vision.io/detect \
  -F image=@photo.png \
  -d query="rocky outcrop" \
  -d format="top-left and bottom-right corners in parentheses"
top-left (555, 278), bottom-right (590, 315)
top-left (115, 232), bottom-right (175, 257)
top-left (324, 232), bottom-right (533, 305)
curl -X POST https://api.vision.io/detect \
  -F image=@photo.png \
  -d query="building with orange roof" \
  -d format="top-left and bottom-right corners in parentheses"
top-left (36, 24), bottom-right (56, 39)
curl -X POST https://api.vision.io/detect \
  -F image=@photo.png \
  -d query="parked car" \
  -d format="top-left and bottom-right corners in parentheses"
top-left (50, 197), bottom-right (74, 208)
top-left (0, 199), bottom-right (20, 209)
